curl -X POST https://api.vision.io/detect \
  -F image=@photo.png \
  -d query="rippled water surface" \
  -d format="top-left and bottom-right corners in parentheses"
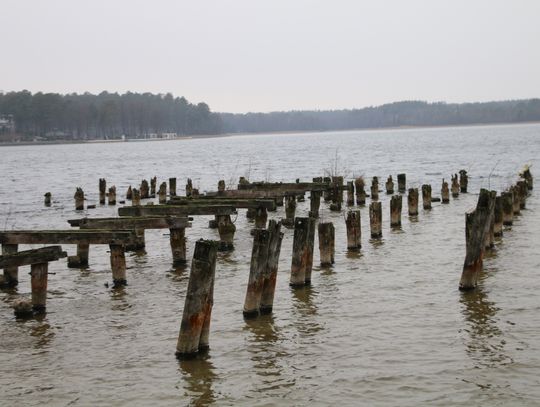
top-left (1, 124), bottom-right (539, 406)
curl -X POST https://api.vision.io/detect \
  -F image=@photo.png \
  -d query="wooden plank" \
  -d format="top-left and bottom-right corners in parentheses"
top-left (167, 198), bottom-right (276, 210)
top-left (205, 190), bottom-right (285, 199)
top-left (238, 182), bottom-right (328, 193)
top-left (0, 246), bottom-right (67, 268)
top-left (118, 205), bottom-right (236, 217)
top-left (0, 230), bottom-right (136, 245)
top-left (68, 216), bottom-right (191, 230)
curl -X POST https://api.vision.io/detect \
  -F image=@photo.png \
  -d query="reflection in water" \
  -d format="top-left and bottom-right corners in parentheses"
top-left (291, 286), bottom-right (324, 337)
top-left (109, 286), bottom-right (131, 312)
top-left (244, 315), bottom-right (285, 379)
top-left (369, 238), bottom-right (385, 249)
top-left (460, 286), bottom-right (512, 368)
top-left (178, 355), bottom-right (216, 406)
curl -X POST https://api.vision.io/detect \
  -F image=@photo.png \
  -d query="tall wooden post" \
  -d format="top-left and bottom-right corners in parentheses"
top-left (346, 181), bottom-right (355, 206)
top-left (283, 194), bottom-right (296, 227)
top-left (170, 228), bottom-right (187, 266)
top-left (217, 215), bottom-right (236, 251)
top-left (310, 190), bottom-right (321, 218)
top-left (74, 187), bottom-right (84, 210)
top-left (176, 240), bottom-right (218, 358)
top-left (109, 244), bottom-right (127, 286)
top-left (494, 196), bottom-right (503, 237)
top-left (150, 176), bottom-right (157, 196)
top-left (290, 217), bottom-right (311, 287)
top-left (304, 216), bottom-right (316, 285)
top-left (30, 262), bottom-right (48, 312)
top-left (501, 191), bottom-right (513, 225)
top-left (422, 184), bottom-right (432, 210)
top-left (441, 179), bottom-right (449, 203)
top-left (408, 188), bottom-right (419, 216)
top-left (99, 178), bottom-right (106, 204)
top-left (2, 244), bottom-right (18, 286)
top-left (370, 201), bottom-right (382, 238)
top-left (243, 229), bottom-right (270, 318)
top-left (132, 188), bottom-right (141, 206)
top-left (169, 178), bottom-right (177, 197)
top-left (459, 170), bottom-right (468, 193)
top-left (140, 179), bottom-right (149, 199)
top-left (397, 173), bottom-right (406, 193)
top-left (318, 222), bottom-right (335, 266)
top-left (254, 207), bottom-right (268, 229)
top-left (451, 174), bottom-right (459, 198)
top-left (355, 177), bottom-right (366, 205)
top-left (371, 176), bottom-right (379, 201)
top-left (385, 175), bottom-right (394, 194)
top-left (390, 195), bottom-right (402, 227)
top-left (260, 220), bottom-right (284, 314)
top-left (159, 182), bottom-right (167, 204)
top-left (346, 210), bottom-right (361, 250)
top-left (108, 186), bottom-right (116, 205)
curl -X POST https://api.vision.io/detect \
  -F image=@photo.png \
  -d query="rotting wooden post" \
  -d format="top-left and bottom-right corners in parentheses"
top-left (283, 194), bottom-right (296, 227)
top-left (323, 177), bottom-right (332, 202)
top-left (408, 188), bottom-right (419, 216)
top-left (150, 176), bottom-right (157, 196)
top-left (192, 188), bottom-right (200, 198)
top-left (254, 207), bottom-right (268, 229)
top-left (290, 217), bottom-right (311, 287)
top-left (494, 195), bottom-right (503, 237)
top-left (140, 179), bottom-right (149, 199)
top-left (516, 180), bottom-right (527, 209)
top-left (521, 166), bottom-right (533, 190)
top-left (371, 177), bottom-right (379, 201)
top-left (422, 184), bottom-right (432, 210)
top-left (511, 186), bottom-right (520, 215)
top-left (217, 215), bottom-right (236, 251)
top-left (170, 227), bottom-right (187, 266)
top-left (109, 244), bottom-right (127, 286)
top-left (243, 229), bottom-right (270, 318)
top-left (310, 190), bottom-right (321, 218)
top-left (346, 210), bottom-right (361, 250)
top-left (370, 201), bottom-right (382, 238)
top-left (260, 220), bottom-right (284, 314)
top-left (99, 178), bottom-right (106, 204)
top-left (159, 182), bottom-right (167, 204)
top-left (67, 243), bottom-right (89, 268)
top-left (186, 178), bottom-right (193, 197)
top-left (176, 240), bottom-right (218, 358)
top-left (451, 174), bottom-right (459, 198)
top-left (501, 191), bottom-right (513, 225)
top-left (459, 170), bottom-right (468, 193)
top-left (484, 191), bottom-right (496, 250)
top-left (30, 262), bottom-right (48, 312)
top-left (441, 179), bottom-right (450, 203)
top-left (318, 222), bottom-right (335, 266)
top-left (397, 173), bottom-right (406, 193)
top-left (218, 180), bottom-right (225, 195)
top-left (108, 186), bottom-right (116, 205)
top-left (169, 178), bottom-right (177, 197)
top-left (74, 187), bottom-right (84, 210)
top-left (386, 175), bottom-right (394, 194)
top-left (132, 188), bottom-right (141, 206)
top-left (126, 186), bottom-right (133, 200)
top-left (304, 216), bottom-right (316, 285)
top-left (346, 181), bottom-right (355, 206)
top-left (459, 189), bottom-right (495, 290)
top-left (333, 176), bottom-right (344, 203)
top-left (2, 244), bottom-right (18, 286)
top-left (355, 177), bottom-right (366, 205)
top-left (390, 195), bottom-right (402, 227)
top-left (44, 192), bottom-right (51, 207)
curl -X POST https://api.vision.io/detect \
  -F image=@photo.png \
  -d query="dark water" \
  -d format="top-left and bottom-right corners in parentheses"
top-left (1, 123), bottom-right (539, 406)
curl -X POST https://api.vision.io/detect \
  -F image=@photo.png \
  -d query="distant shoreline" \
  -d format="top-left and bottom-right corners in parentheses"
top-left (1, 120), bottom-right (539, 147)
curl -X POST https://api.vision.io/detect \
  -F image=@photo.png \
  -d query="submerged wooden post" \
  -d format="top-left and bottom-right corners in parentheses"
top-left (441, 179), bottom-right (449, 203)
top-left (159, 182), bottom-right (167, 204)
top-left (283, 194), bottom-right (296, 227)
top-left (310, 190), bottom-right (321, 218)
top-left (217, 214), bottom-right (236, 251)
top-left (108, 186), bottom-right (116, 205)
top-left (390, 195), bottom-right (402, 227)
top-left (150, 176), bottom-right (157, 196)
top-left (99, 178), bottom-right (106, 204)
top-left (140, 179), bottom-right (149, 199)
top-left (109, 244), bottom-right (127, 286)
top-left (370, 201), bottom-right (382, 238)
top-left (132, 188), bottom-right (141, 206)
top-left (355, 177), bottom-right (366, 205)
top-left (44, 192), bottom-right (51, 207)
top-left (346, 210), bottom-right (361, 250)
top-left (459, 170), bottom-right (468, 193)
top-left (170, 228), bottom-right (187, 266)
top-left (451, 174), bottom-right (459, 198)
top-left (169, 178), bottom-right (177, 197)
top-left (346, 181), bottom-right (355, 206)
top-left (385, 175), bottom-right (394, 194)
top-left (126, 185), bottom-right (133, 200)
top-left (30, 262), bottom-right (48, 312)
top-left (318, 222), bottom-right (335, 266)
top-left (371, 177), bottom-right (379, 201)
top-left (186, 178), bottom-right (193, 197)
top-left (494, 195), bottom-right (503, 237)
top-left (2, 244), bottom-right (18, 286)
top-left (254, 207), bottom-right (268, 229)
top-left (67, 243), bottom-right (89, 268)
top-left (260, 220), bottom-right (284, 314)
top-left (397, 173), bottom-right (406, 193)
top-left (304, 216), bottom-right (316, 285)
top-left (501, 191), bottom-right (513, 225)
top-left (176, 240), bottom-right (218, 358)
top-left (290, 217), bottom-right (311, 287)
top-left (422, 184), bottom-right (432, 210)
top-left (408, 188), bottom-right (419, 216)
top-left (243, 229), bottom-right (270, 318)
top-left (74, 187), bottom-right (84, 210)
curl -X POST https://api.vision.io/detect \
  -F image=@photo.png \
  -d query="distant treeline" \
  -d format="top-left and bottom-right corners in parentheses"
top-left (1, 90), bottom-right (540, 141)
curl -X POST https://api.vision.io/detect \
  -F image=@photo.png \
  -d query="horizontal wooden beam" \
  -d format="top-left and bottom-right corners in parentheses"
top-left (167, 198), bottom-right (276, 210)
top-left (0, 230), bottom-right (136, 245)
top-left (0, 246), bottom-right (67, 268)
top-left (68, 216), bottom-right (192, 230)
top-left (118, 205), bottom-right (236, 217)
top-left (238, 182), bottom-right (328, 193)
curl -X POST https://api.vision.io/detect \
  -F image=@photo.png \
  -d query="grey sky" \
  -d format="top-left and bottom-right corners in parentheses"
top-left (1, 0), bottom-right (539, 113)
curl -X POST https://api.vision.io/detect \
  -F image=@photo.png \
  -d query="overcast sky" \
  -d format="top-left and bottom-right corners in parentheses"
top-left (1, 0), bottom-right (539, 113)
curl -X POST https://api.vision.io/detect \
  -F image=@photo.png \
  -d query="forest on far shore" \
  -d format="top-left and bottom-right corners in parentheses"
top-left (1, 90), bottom-right (540, 141)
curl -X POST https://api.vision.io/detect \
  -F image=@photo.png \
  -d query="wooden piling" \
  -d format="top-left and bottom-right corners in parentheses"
top-left (254, 207), bottom-right (268, 229)
top-left (2, 244), bottom-right (18, 286)
top-left (150, 176), bottom-right (157, 196)
top-left (109, 244), bottom-right (127, 286)
top-left (422, 184), bottom-right (432, 210)
top-left (260, 220), bottom-right (284, 314)
top-left (67, 243), bottom-right (89, 268)
top-left (217, 215), bottom-right (236, 251)
top-left (99, 178), bottom-right (106, 204)
top-left (176, 240), bottom-right (218, 358)
top-left (186, 178), bottom-right (193, 197)
top-left (451, 174), bottom-right (459, 198)
top-left (371, 177), bottom-right (379, 201)
top-left (494, 195), bottom-right (503, 237)
top-left (283, 194), bottom-right (296, 227)
top-left (140, 179), bottom-right (150, 199)
top-left (346, 181), bottom-right (355, 206)
top-left (369, 201), bottom-right (382, 238)
top-left (501, 191), bottom-right (513, 225)
top-left (304, 216), bottom-right (316, 285)
top-left (310, 190), bottom-right (321, 218)
top-left (132, 188), bottom-right (141, 206)
top-left (346, 210), bottom-right (361, 250)
top-left (126, 185), bottom-right (132, 200)
top-left (386, 175), bottom-right (394, 194)
top-left (459, 170), bottom-right (468, 193)
top-left (333, 176), bottom-right (344, 203)
top-left (318, 222), bottom-right (335, 266)
top-left (408, 188), bottom-right (419, 216)
top-left (516, 180), bottom-right (527, 209)
top-left (108, 186), bottom-right (116, 205)
top-left (30, 262), bottom-right (48, 312)
top-left (390, 195), bottom-right (402, 227)
top-left (290, 217), bottom-right (311, 287)
top-left (441, 179), bottom-right (449, 203)
top-left (243, 229), bottom-right (270, 318)
top-left (511, 186), bottom-right (520, 215)
top-left (397, 173), bottom-right (406, 193)
top-left (44, 192), bottom-right (51, 207)
top-left (159, 182), bottom-right (167, 204)
top-left (170, 228), bottom-right (187, 266)
top-left (218, 180), bottom-right (226, 194)
top-left (355, 177), bottom-right (366, 205)
top-left (484, 191), bottom-right (496, 249)
top-left (74, 187), bottom-right (84, 210)
top-left (169, 178), bottom-right (177, 197)
top-left (520, 166), bottom-right (533, 190)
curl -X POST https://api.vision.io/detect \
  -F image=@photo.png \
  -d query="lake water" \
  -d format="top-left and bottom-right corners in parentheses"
top-left (1, 123), bottom-right (539, 406)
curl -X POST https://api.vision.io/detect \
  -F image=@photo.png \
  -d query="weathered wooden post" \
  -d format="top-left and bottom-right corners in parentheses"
top-left (494, 195), bottom-right (503, 237)
top-left (254, 207), bottom-right (268, 229)
top-left (520, 166), bottom-right (533, 190)
top-left (74, 187), bottom-right (84, 210)
top-left (150, 176), bottom-right (157, 196)
top-left (176, 240), bottom-right (218, 358)
top-left (390, 195), bottom-right (402, 227)
top-left (484, 191), bottom-right (496, 249)
top-left (386, 175), bottom-right (394, 194)
top-left (2, 244), bottom-right (18, 286)
top-left (169, 178), bottom-right (177, 197)
top-left (369, 201), bottom-right (382, 238)
top-left (274, 195), bottom-right (284, 207)
top-left (304, 216), bottom-right (316, 285)
top-left (109, 244), bottom-right (127, 286)
top-left (246, 208), bottom-right (256, 220)
top-left (217, 215), bottom-right (236, 251)
top-left (334, 176), bottom-right (344, 203)
top-left (371, 176), bottom-right (379, 201)
top-left (140, 179), bottom-right (149, 199)
top-left (501, 191), bottom-right (513, 225)
top-left (441, 179), bottom-right (450, 203)
top-left (397, 173), bottom-right (406, 193)
top-left (459, 170), bottom-right (468, 193)
top-left (451, 174), bottom-right (459, 198)
top-left (346, 181), bottom-right (355, 206)
top-left (31, 262), bottom-right (48, 312)
top-left (516, 180), bottom-right (528, 209)
top-left (422, 184), bottom-right (432, 210)
top-left (170, 228), bottom-right (187, 266)
top-left (67, 243), bottom-right (89, 268)
top-left (355, 177), bottom-right (366, 205)
top-left (159, 182), bottom-right (167, 204)
top-left (192, 188), bottom-right (200, 198)
top-left (44, 192), bottom-right (51, 207)
top-left (108, 186), bottom-right (116, 205)
top-left (126, 186), bottom-right (133, 200)
top-left (186, 178), bottom-right (193, 197)
top-left (243, 229), bottom-right (270, 318)
top-left (408, 188), bottom-right (419, 216)
top-left (511, 186), bottom-right (520, 215)
top-left (346, 210), bottom-right (361, 250)
top-left (290, 217), bottom-right (311, 287)
top-left (323, 177), bottom-right (332, 202)
top-left (217, 180), bottom-right (225, 195)
top-left (283, 194), bottom-right (296, 227)
top-left (99, 178), bottom-right (106, 204)
top-left (132, 188), bottom-right (141, 206)
top-left (260, 220), bottom-right (284, 314)
top-left (318, 222), bottom-right (335, 266)
top-left (310, 190), bottom-right (321, 218)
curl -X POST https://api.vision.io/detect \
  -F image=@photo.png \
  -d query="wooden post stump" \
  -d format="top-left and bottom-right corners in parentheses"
top-left (243, 229), bottom-right (270, 318)
top-left (451, 174), bottom-right (459, 198)
top-left (126, 185), bottom-right (133, 200)
top-left (346, 210), bottom-right (361, 250)
top-left (346, 181), bottom-right (355, 206)
top-left (501, 191), bottom-right (513, 226)
top-left (355, 177), bottom-right (366, 205)
top-left (132, 188), bottom-right (141, 206)
top-left (290, 217), bottom-right (311, 287)
top-left (441, 179), bottom-right (449, 203)
top-left (2, 244), bottom-right (18, 286)
top-left (260, 220), bottom-right (284, 314)
top-left (516, 180), bottom-right (527, 209)
top-left (494, 196), bottom-right (503, 237)
top-left (333, 176), bottom-right (344, 203)
top-left (109, 244), bottom-right (127, 286)
top-left (218, 180), bottom-right (225, 194)
top-left (310, 190), bottom-right (321, 218)
top-left (186, 178), bottom-right (193, 197)
top-left (74, 187), bottom-right (84, 210)
top-left (170, 228), bottom-right (187, 266)
top-left (140, 179), bottom-right (150, 199)
top-left (99, 178), bottom-right (106, 204)
top-left (408, 188), bottom-right (419, 216)
top-left (44, 192), bottom-right (51, 207)
top-left (318, 222), bottom-right (335, 266)
top-left (422, 184), bottom-right (432, 210)
top-left (67, 243), bottom-right (89, 268)
top-left (169, 178), bottom-right (177, 197)
top-left (459, 170), bottom-right (468, 193)
top-left (217, 215), bottom-right (236, 251)
top-left (254, 207), bottom-right (268, 229)
top-left (390, 195), bottom-right (402, 227)
top-left (371, 177), bottom-right (379, 201)
top-left (520, 166), bottom-right (533, 190)
top-left (12, 298), bottom-right (33, 318)
top-left (397, 173), bottom-right (406, 193)
top-left (108, 186), bottom-right (116, 205)
top-left (369, 201), bottom-right (382, 238)
top-left (386, 175), bottom-right (394, 194)
top-left (283, 195), bottom-right (296, 227)
top-left (150, 176), bottom-right (157, 196)
top-left (159, 182), bottom-right (167, 204)
top-left (176, 240), bottom-right (218, 358)
top-left (246, 208), bottom-right (256, 219)
top-left (31, 262), bottom-right (48, 312)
